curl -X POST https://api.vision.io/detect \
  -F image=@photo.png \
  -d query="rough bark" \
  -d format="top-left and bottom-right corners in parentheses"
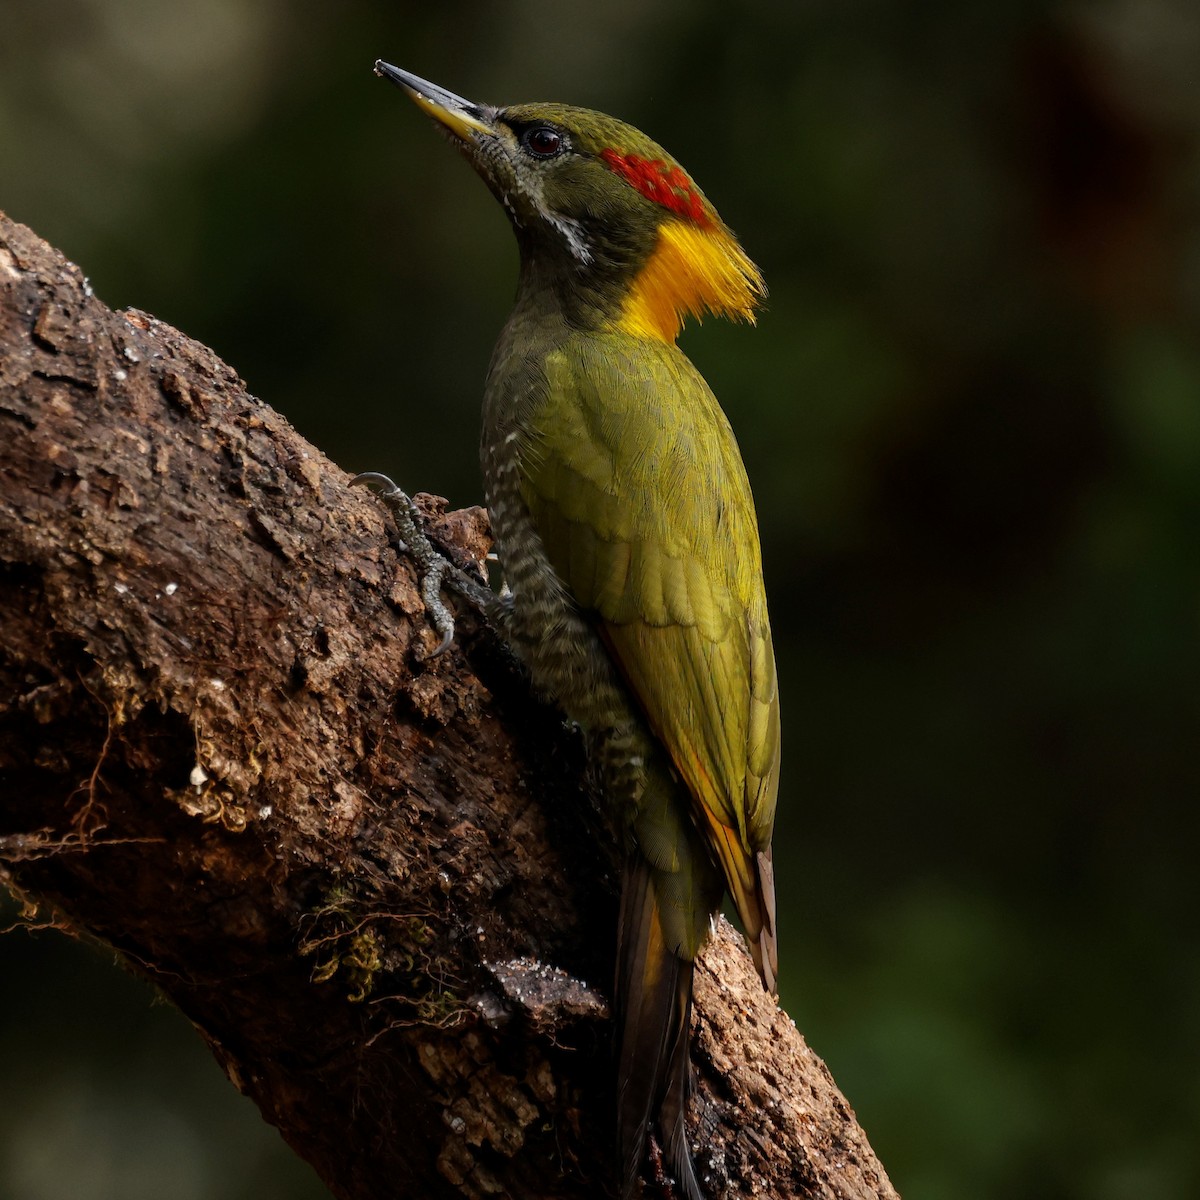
top-left (0, 210), bottom-right (898, 1200)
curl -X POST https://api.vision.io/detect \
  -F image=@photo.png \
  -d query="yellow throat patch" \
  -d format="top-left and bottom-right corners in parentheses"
top-left (616, 220), bottom-right (766, 344)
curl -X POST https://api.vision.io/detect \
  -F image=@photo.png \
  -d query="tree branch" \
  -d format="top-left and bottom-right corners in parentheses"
top-left (0, 210), bottom-right (898, 1200)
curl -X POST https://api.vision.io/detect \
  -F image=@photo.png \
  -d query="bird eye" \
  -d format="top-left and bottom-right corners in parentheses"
top-left (522, 125), bottom-right (564, 159)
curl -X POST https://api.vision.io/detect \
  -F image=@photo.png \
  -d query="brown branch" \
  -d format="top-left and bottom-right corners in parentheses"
top-left (0, 210), bottom-right (898, 1200)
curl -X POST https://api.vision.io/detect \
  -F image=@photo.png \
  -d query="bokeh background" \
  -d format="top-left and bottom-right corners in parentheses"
top-left (3, 2), bottom-right (1199, 1198)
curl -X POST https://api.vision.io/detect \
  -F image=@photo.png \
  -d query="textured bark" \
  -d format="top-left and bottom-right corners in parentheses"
top-left (0, 210), bottom-right (898, 1200)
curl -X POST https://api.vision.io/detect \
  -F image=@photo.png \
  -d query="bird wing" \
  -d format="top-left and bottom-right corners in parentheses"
top-left (520, 334), bottom-right (780, 984)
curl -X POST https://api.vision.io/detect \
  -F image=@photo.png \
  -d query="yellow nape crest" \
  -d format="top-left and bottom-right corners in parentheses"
top-left (617, 221), bottom-right (766, 344)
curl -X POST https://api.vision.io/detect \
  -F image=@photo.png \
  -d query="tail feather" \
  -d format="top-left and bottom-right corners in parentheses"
top-left (753, 846), bottom-right (779, 993)
top-left (656, 966), bottom-right (701, 1200)
top-left (616, 855), bottom-right (704, 1200)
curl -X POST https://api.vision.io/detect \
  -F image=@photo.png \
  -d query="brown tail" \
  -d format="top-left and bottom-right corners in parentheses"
top-left (616, 855), bottom-right (704, 1200)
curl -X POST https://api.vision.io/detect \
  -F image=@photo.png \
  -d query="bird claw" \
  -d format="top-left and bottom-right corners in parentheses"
top-left (351, 472), bottom-right (459, 656)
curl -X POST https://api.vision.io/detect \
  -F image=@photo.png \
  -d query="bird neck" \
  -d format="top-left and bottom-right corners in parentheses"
top-left (512, 219), bottom-right (765, 345)
top-left (614, 220), bottom-right (766, 342)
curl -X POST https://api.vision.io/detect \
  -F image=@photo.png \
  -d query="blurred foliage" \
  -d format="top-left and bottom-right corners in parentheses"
top-left (3, 1), bottom-right (1200, 1197)
top-left (0, 912), bottom-right (328, 1200)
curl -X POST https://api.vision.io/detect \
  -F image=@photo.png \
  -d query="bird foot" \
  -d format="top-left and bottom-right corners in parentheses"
top-left (352, 472), bottom-right (491, 657)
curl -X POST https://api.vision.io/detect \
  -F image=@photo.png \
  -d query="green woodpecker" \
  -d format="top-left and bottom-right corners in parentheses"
top-left (374, 62), bottom-right (780, 1199)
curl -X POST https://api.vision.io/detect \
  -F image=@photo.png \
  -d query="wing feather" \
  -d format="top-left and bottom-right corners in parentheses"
top-left (523, 335), bottom-right (780, 983)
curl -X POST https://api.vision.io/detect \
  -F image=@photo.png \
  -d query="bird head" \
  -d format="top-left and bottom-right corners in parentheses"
top-left (376, 62), bottom-right (765, 342)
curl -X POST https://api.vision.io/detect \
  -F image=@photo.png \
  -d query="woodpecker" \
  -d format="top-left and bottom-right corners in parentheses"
top-left (371, 62), bottom-right (780, 1200)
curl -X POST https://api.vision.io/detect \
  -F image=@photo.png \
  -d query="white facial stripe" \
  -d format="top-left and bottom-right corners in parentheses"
top-left (545, 211), bottom-right (592, 264)
top-left (507, 146), bottom-right (592, 264)
top-left (476, 127), bottom-right (594, 264)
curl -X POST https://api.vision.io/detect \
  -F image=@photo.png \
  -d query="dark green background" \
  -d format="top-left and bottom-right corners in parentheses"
top-left (3, 2), bottom-right (1198, 1198)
